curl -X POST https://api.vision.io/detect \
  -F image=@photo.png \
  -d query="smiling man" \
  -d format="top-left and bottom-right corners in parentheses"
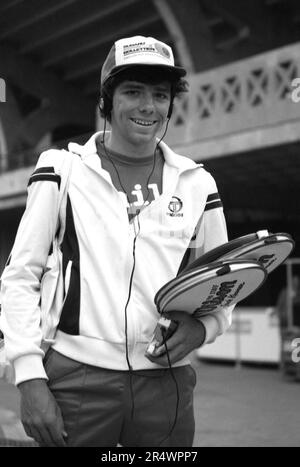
top-left (1, 36), bottom-right (232, 447)
top-left (107, 80), bottom-right (170, 150)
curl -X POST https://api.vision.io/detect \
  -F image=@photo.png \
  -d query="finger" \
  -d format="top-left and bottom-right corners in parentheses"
top-left (148, 322), bottom-right (187, 359)
top-left (21, 417), bottom-right (49, 446)
top-left (29, 416), bottom-right (64, 447)
top-left (43, 413), bottom-right (67, 447)
top-left (145, 348), bottom-right (169, 364)
top-left (146, 343), bottom-right (185, 366)
top-left (28, 424), bottom-right (52, 447)
top-left (47, 424), bottom-right (67, 447)
top-left (155, 323), bottom-right (185, 354)
top-left (45, 394), bottom-right (68, 446)
top-left (145, 353), bottom-right (170, 366)
top-left (22, 421), bottom-right (35, 441)
top-left (162, 341), bottom-right (186, 363)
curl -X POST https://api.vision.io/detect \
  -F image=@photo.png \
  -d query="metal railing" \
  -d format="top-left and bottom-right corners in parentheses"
top-left (166, 42), bottom-right (300, 147)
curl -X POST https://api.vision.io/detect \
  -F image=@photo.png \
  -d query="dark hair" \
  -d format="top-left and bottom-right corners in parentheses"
top-left (99, 65), bottom-right (188, 122)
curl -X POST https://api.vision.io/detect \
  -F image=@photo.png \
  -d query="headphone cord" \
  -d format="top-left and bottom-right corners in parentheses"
top-left (132, 119), bottom-right (181, 443)
top-left (156, 329), bottom-right (180, 446)
top-left (101, 121), bottom-right (159, 419)
top-left (101, 117), bottom-right (179, 436)
top-left (101, 119), bottom-right (134, 376)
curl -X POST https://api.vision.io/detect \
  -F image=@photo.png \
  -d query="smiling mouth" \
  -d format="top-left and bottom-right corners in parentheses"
top-left (130, 118), bottom-right (157, 127)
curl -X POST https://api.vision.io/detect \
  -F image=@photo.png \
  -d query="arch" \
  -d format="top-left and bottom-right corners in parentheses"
top-left (153, 0), bottom-right (216, 72)
top-left (152, 0), bottom-right (195, 73)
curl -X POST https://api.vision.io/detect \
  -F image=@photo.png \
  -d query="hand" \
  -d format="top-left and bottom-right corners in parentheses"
top-left (18, 378), bottom-right (67, 447)
top-left (146, 311), bottom-right (206, 367)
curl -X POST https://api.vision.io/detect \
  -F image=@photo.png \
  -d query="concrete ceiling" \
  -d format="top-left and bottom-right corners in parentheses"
top-left (1, 0), bottom-right (300, 119)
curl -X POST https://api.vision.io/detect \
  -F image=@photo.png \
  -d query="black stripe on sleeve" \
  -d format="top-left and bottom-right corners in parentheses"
top-left (27, 174), bottom-right (61, 188)
top-left (205, 200), bottom-right (223, 211)
top-left (32, 167), bottom-right (55, 175)
top-left (207, 192), bottom-right (220, 202)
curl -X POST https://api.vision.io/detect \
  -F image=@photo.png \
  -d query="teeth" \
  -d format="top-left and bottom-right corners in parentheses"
top-left (131, 119), bottom-right (155, 126)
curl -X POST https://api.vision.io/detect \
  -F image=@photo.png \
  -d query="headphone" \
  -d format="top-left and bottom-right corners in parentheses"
top-left (99, 95), bottom-right (111, 118)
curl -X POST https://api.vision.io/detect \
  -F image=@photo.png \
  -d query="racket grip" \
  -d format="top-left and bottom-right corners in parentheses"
top-left (145, 316), bottom-right (178, 356)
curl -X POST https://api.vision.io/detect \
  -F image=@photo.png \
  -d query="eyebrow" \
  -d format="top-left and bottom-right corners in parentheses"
top-left (120, 82), bottom-right (143, 90)
top-left (120, 81), bottom-right (170, 92)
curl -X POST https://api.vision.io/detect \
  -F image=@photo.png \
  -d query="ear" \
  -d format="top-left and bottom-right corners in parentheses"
top-left (99, 97), bottom-right (105, 111)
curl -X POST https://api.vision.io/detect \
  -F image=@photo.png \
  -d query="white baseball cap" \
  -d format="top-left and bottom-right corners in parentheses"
top-left (101, 35), bottom-right (186, 86)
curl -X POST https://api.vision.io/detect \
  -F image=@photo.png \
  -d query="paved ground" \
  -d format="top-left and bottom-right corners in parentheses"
top-left (192, 358), bottom-right (300, 447)
top-left (0, 356), bottom-right (299, 447)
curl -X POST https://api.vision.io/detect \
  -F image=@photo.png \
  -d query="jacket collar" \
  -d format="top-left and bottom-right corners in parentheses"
top-left (68, 131), bottom-right (100, 158)
top-left (68, 131), bottom-right (202, 172)
top-left (158, 139), bottom-right (202, 171)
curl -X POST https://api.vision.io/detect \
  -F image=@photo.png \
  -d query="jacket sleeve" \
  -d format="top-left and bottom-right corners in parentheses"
top-left (0, 150), bottom-right (63, 385)
top-left (188, 173), bottom-right (234, 344)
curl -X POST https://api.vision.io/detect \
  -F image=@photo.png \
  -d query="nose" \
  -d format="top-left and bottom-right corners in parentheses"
top-left (139, 91), bottom-right (155, 114)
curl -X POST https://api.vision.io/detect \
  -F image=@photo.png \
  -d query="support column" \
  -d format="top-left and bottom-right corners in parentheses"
top-left (0, 118), bottom-right (8, 172)
top-left (0, 84), bottom-right (23, 171)
top-left (153, 0), bottom-right (216, 72)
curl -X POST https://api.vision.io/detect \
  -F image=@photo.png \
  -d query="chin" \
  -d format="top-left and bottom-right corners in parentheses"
top-left (131, 132), bottom-right (156, 145)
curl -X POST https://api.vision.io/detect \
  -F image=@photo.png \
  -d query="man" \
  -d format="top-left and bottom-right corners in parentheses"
top-left (1, 36), bottom-right (232, 447)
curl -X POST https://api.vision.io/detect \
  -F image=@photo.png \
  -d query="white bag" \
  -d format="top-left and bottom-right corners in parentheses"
top-left (0, 150), bottom-right (74, 382)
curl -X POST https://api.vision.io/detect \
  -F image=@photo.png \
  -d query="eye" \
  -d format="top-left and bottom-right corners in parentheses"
top-left (155, 92), bottom-right (169, 101)
top-left (125, 89), bottom-right (140, 96)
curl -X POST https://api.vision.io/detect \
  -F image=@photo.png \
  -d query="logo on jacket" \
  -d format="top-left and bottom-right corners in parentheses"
top-left (167, 196), bottom-right (183, 217)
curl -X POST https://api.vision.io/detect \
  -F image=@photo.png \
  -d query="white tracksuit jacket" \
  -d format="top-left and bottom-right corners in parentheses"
top-left (1, 132), bottom-right (232, 385)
